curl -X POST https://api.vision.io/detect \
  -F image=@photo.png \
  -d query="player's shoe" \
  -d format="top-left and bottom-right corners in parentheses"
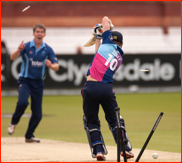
top-left (121, 150), bottom-right (134, 159)
top-left (7, 124), bottom-right (16, 135)
top-left (25, 137), bottom-right (40, 143)
top-left (96, 152), bottom-right (106, 161)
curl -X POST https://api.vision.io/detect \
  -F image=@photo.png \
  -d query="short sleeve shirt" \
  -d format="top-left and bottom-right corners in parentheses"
top-left (19, 39), bottom-right (58, 79)
top-left (86, 30), bottom-right (124, 83)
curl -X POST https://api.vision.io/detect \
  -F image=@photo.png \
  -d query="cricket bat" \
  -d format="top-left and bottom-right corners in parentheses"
top-left (84, 35), bottom-right (96, 47)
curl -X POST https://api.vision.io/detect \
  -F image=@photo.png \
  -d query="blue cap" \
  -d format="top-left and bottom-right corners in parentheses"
top-left (111, 31), bottom-right (123, 43)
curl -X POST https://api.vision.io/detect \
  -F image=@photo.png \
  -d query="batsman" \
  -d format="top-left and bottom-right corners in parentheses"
top-left (81, 16), bottom-right (134, 161)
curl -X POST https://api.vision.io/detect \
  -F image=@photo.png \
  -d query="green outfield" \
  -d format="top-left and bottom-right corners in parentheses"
top-left (1, 92), bottom-right (181, 153)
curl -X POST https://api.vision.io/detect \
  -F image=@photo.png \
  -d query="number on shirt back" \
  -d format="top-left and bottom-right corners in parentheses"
top-left (105, 53), bottom-right (118, 71)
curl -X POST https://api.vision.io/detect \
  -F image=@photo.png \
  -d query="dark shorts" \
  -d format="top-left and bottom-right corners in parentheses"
top-left (81, 81), bottom-right (118, 127)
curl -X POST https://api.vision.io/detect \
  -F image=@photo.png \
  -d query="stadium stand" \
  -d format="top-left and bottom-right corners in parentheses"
top-left (1, 27), bottom-right (181, 55)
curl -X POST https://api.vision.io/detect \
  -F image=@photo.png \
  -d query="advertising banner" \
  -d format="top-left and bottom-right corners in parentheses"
top-left (1, 54), bottom-right (181, 89)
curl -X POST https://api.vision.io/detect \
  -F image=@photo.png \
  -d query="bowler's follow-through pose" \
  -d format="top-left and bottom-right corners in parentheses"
top-left (7, 24), bottom-right (59, 143)
top-left (82, 16), bottom-right (134, 161)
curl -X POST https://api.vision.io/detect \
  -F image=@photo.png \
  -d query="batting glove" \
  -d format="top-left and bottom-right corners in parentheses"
top-left (109, 19), bottom-right (114, 31)
top-left (92, 24), bottom-right (103, 39)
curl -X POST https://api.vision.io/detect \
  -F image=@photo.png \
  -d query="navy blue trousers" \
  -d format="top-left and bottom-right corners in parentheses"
top-left (11, 77), bottom-right (44, 138)
top-left (81, 81), bottom-right (118, 153)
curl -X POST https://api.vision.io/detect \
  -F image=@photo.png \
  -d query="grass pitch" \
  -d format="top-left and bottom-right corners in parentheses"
top-left (1, 92), bottom-right (181, 153)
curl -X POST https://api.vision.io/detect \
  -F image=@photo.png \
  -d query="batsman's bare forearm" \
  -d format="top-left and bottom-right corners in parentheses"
top-left (10, 49), bottom-right (21, 60)
top-left (102, 16), bottom-right (111, 32)
top-left (49, 63), bottom-right (59, 72)
top-left (95, 39), bottom-right (101, 53)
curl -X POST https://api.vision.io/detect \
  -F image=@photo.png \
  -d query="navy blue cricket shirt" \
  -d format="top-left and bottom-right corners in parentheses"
top-left (19, 39), bottom-right (58, 79)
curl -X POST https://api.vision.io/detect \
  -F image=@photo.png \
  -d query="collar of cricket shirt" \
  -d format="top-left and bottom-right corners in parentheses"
top-left (113, 44), bottom-right (124, 56)
top-left (30, 39), bottom-right (46, 53)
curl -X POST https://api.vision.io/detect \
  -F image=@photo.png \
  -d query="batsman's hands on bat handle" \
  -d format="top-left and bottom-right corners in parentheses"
top-left (92, 24), bottom-right (103, 39)
top-left (18, 40), bottom-right (25, 52)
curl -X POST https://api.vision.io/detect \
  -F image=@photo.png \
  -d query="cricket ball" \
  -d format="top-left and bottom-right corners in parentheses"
top-left (152, 153), bottom-right (158, 159)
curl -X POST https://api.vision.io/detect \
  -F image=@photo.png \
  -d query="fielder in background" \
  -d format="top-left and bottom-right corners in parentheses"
top-left (81, 16), bottom-right (134, 161)
top-left (7, 24), bottom-right (59, 143)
